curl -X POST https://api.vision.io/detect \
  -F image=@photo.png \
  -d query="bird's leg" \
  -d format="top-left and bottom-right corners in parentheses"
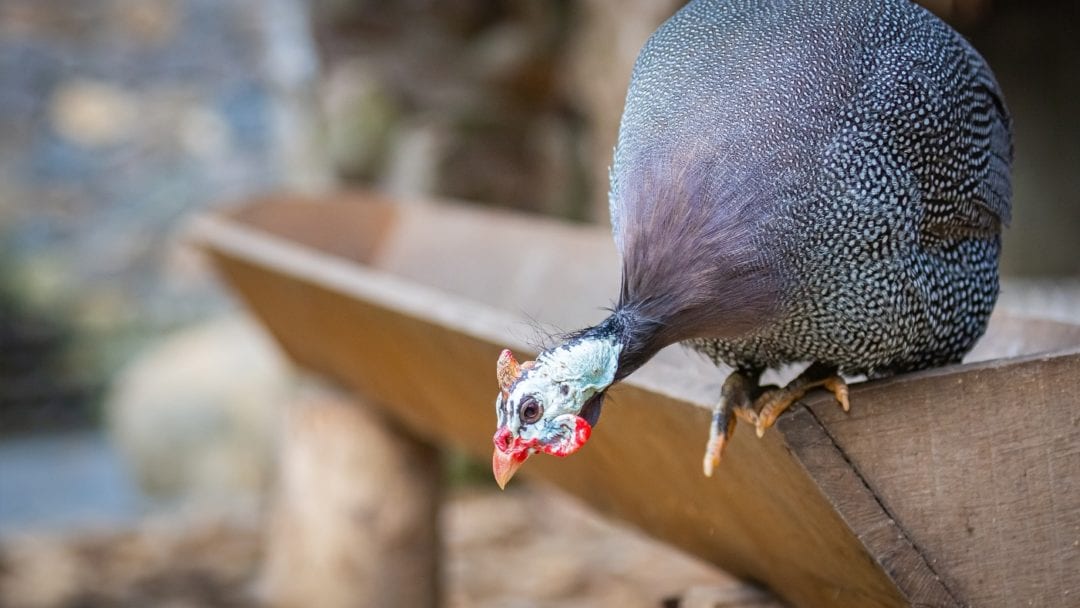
top-left (703, 369), bottom-right (761, 477)
top-left (752, 362), bottom-right (849, 438)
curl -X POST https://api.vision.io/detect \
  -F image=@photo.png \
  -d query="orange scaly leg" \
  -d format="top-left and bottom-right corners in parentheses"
top-left (752, 362), bottom-right (850, 438)
top-left (703, 369), bottom-right (761, 477)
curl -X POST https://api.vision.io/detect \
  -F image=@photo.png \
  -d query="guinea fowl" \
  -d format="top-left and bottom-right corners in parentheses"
top-left (492, 0), bottom-right (1012, 487)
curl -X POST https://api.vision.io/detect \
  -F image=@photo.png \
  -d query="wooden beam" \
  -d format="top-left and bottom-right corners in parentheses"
top-left (192, 192), bottom-right (1080, 608)
top-left (792, 351), bottom-right (1080, 607)
top-left (259, 390), bottom-right (442, 608)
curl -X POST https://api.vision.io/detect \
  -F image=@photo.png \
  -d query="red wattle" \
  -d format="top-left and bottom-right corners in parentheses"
top-left (494, 417), bottom-right (592, 460)
top-left (542, 416), bottom-right (592, 457)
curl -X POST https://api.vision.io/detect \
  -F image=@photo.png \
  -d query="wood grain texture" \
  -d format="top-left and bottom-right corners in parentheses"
top-left (193, 193), bottom-right (1080, 608)
top-left (778, 407), bottom-right (959, 607)
top-left (799, 351), bottom-right (1080, 607)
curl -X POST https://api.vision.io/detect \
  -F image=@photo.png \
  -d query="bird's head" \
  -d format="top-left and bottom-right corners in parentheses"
top-left (491, 336), bottom-right (621, 489)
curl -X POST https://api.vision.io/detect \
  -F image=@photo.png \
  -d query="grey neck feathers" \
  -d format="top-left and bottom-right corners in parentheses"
top-left (607, 152), bottom-right (785, 374)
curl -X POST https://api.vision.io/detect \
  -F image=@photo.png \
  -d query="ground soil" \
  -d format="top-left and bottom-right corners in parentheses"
top-left (0, 485), bottom-right (731, 608)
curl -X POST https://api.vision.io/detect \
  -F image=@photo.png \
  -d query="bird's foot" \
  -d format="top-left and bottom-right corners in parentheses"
top-left (752, 363), bottom-right (849, 438)
top-left (703, 370), bottom-right (760, 477)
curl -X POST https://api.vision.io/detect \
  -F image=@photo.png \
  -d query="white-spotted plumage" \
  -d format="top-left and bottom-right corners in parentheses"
top-left (611, 0), bottom-right (1012, 377)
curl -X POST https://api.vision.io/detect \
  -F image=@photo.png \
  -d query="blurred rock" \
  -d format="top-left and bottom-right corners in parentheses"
top-left (49, 79), bottom-right (138, 148)
top-left (105, 314), bottom-right (293, 508)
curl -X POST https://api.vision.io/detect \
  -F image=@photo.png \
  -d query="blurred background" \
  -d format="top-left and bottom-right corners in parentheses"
top-left (0, 0), bottom-right (1076, 606)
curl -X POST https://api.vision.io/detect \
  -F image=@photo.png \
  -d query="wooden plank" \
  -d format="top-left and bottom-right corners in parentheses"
top-left (192, 193), bottom-right (1080, 608)
top-left (778, 407), bottom-right (958, 607)
top-left (797, 350), bottom-right (1080, 607)
top-left (204, 249), bottom-right (909, 608)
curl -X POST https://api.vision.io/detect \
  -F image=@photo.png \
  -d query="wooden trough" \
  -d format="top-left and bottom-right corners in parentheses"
top-left (193, 191), bottom-right (1080, 608)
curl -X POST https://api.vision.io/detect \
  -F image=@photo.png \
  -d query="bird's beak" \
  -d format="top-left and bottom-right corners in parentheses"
top-left (492, 447), bottom-right (528, 490)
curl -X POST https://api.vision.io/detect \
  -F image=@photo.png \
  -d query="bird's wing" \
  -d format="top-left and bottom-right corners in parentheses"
top-left (925, 72), bottom-right (1011, 241)
top-left (898, 33), bottom-right (1014, 243)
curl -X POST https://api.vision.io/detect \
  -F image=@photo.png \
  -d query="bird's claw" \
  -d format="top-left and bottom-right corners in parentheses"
top-left (824, 376), bottom-right (850, 412)
top-left (703, 372), bottom-right (758, 476)
top-left (733, 405), bottom-right (758, 424)
top-left (752, 370), bottom-right (849, 438)
top-left (702, 432), bottom-right (724, 477)
top-left (704, 406), bottom-right (753, 476)
top-left (702, 367), bottom-right (849, 474)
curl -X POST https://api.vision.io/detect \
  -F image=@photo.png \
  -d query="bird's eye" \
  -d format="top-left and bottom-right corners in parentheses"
top-left (519, 397), bottom-right (543, 424)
